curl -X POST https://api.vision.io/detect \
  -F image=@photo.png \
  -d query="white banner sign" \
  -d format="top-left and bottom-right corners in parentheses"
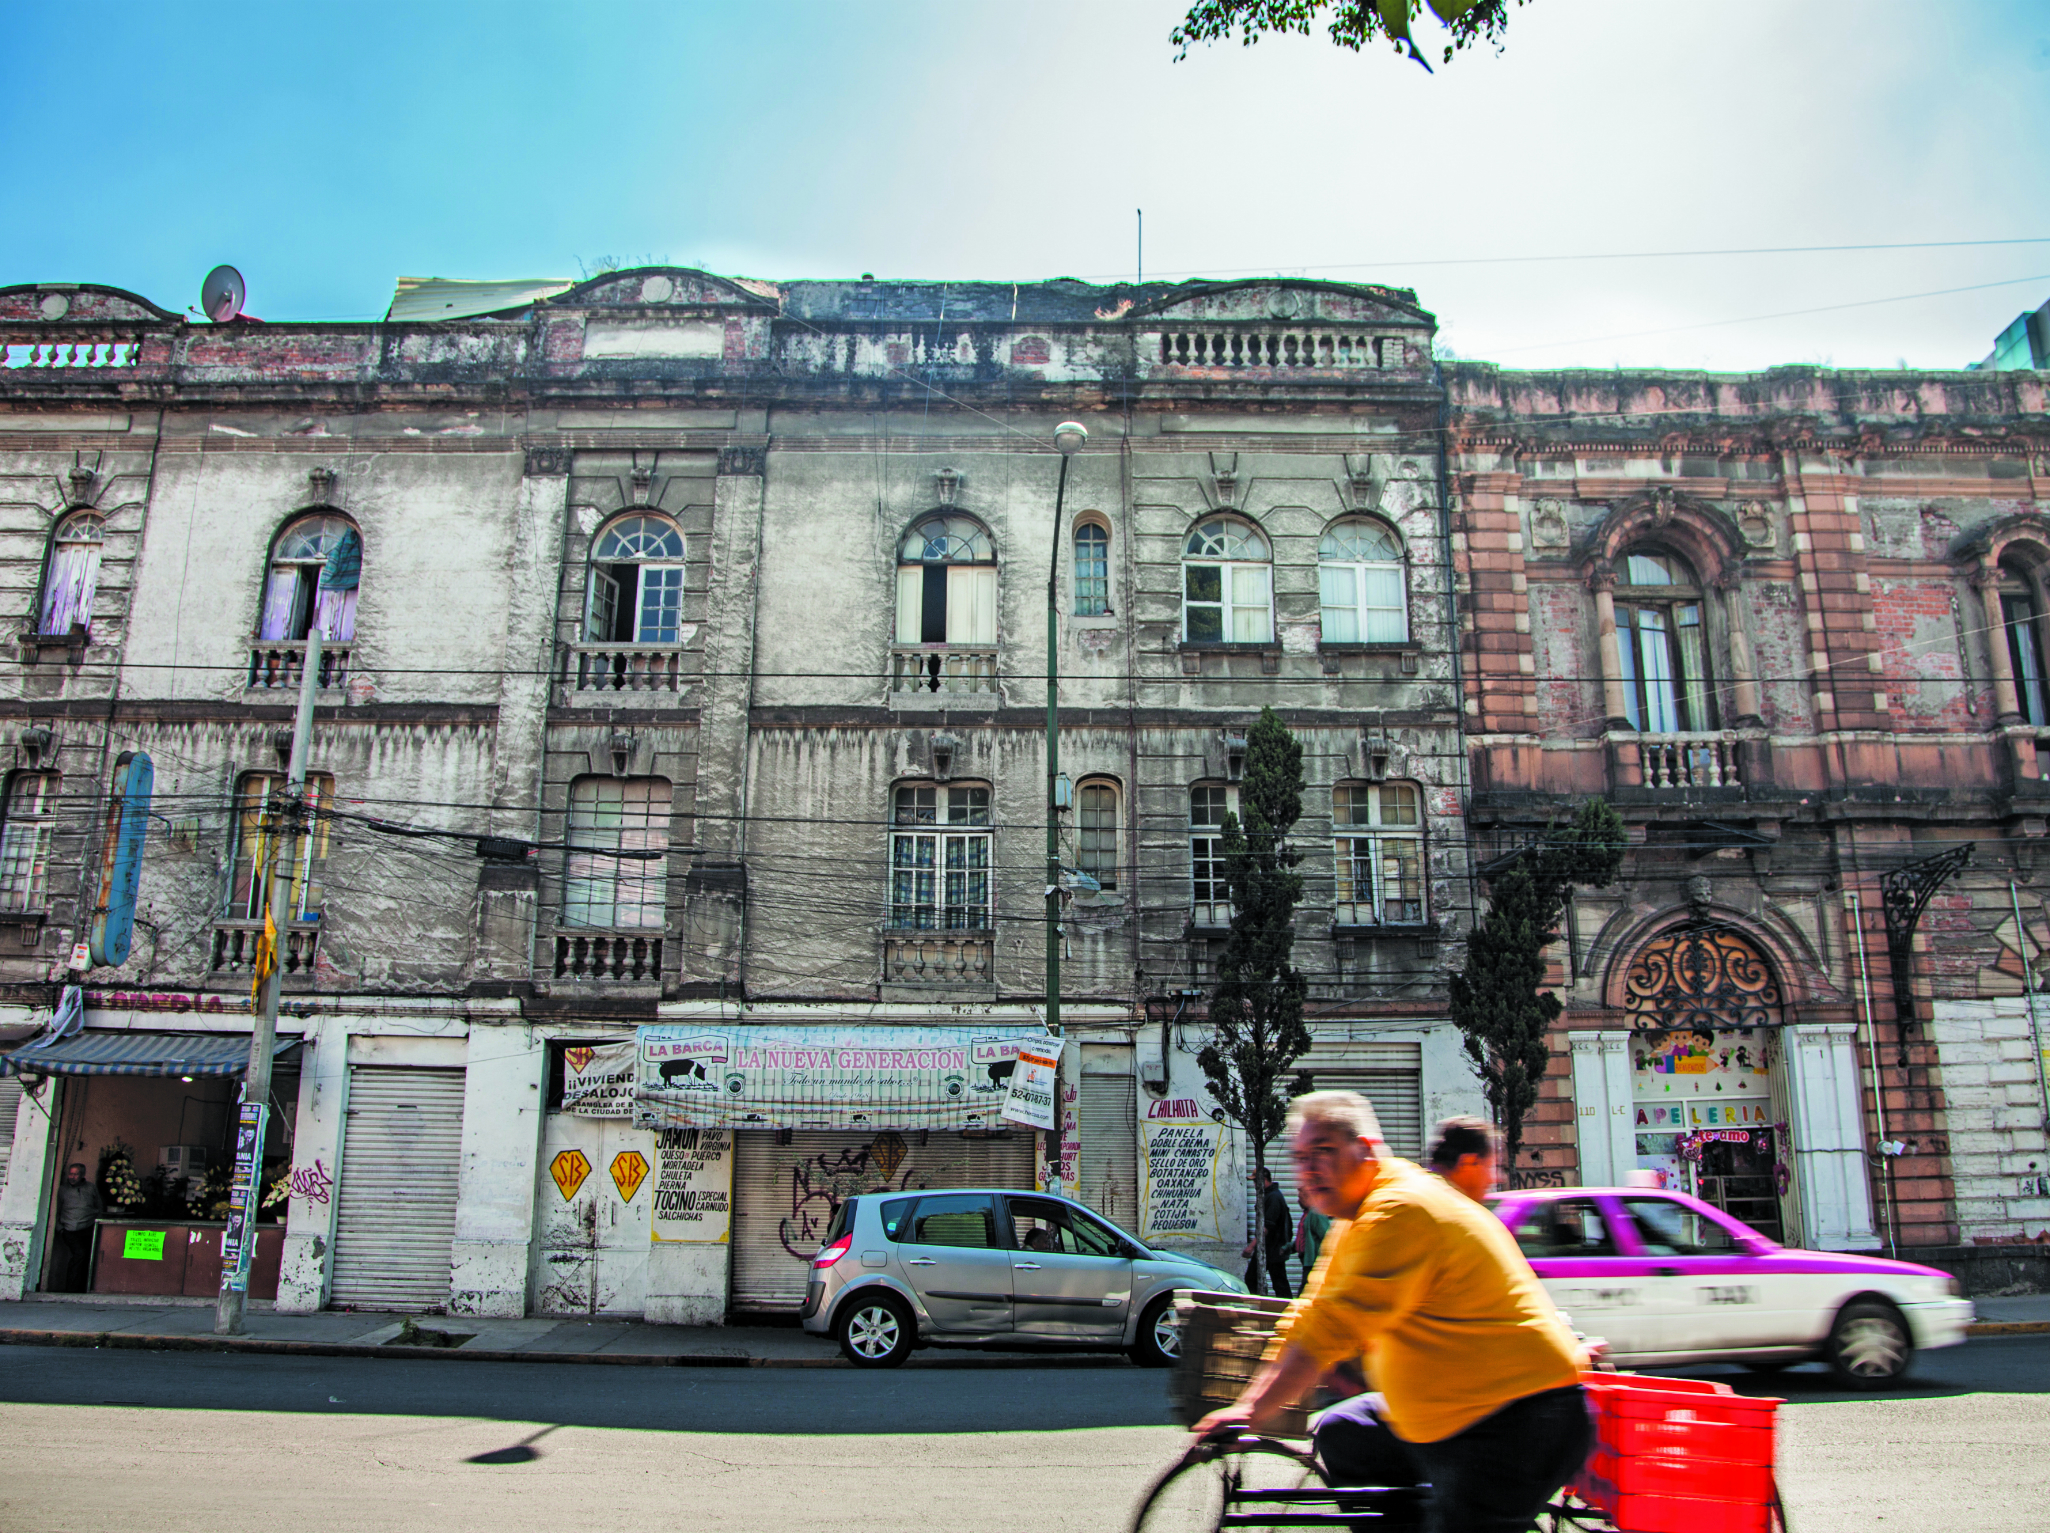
top-left (561, 1039), bottom-right (639, 1118)
top-left (633, 1024), bottom-right (1047, 1131)
top-left (999, 1038), bottom-right (1063, 1130)
top-left (1140, 1108), bottom-right (1242, 1245)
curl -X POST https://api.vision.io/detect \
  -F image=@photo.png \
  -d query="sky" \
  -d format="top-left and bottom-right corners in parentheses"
top-left (3, 0), bottom-right (2047, 372)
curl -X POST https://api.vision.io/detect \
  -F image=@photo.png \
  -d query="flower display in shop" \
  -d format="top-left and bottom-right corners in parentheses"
top-left (187, 1163), bottom-right (232, 1220)
top-left (261, 1165), bottom-right (290, 1210)
top-left (97, 1141), bottom-right (143, 1210)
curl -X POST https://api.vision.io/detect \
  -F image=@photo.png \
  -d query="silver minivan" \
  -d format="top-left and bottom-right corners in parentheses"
top-left (799, 1187), bottom-right (1249, 1367)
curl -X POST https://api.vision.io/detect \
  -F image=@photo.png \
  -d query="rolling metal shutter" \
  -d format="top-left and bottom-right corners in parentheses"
top-left (1251, 1051), bottom-right (1424, 1291)
top-left (1076, 1074), bottom-right (1140, 1229)
top-left (0, 1076), bottom-right (19, 1191)
top-left (730, 1128), bottom-right (1034, 1311)
top-left (330, 1066), bottom-right (465, 1312)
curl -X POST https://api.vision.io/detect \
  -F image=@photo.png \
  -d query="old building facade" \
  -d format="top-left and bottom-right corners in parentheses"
top-left (1450, 362), bottom-right (2050, 1268)
top-left (0, 270), bottom-right (1487, 1321)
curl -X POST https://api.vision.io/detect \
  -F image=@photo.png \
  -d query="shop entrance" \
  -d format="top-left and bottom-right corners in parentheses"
top-left (1624, 924), bottom-right (1793, 1245)
top-left (531, 1112), bottom-right (657, 1316)
top-left (6, 1030), bottom-right (298, 1298)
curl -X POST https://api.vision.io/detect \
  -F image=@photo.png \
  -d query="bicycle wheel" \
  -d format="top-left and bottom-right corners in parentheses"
top-left (1131, 1438), bottom-right (1327, 1533)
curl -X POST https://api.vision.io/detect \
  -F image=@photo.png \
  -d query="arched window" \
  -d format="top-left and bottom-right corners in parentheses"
top-left (896, 514), bottom-right (997, 648)
top-left (1318, 518), bottom-right (1406, 644)
top-left (258, 514), bottom-right (360, 643)
top-left (1615, 549), bottom-right (1713, 733)
top-left (1333, 781), bottom-right (1424, 926)
top-left (0, 771), bottom-right (58, 910)
top-left (1073, 520), bottom-right (1110, 617)
top-left (39, 513), bottom-right (103, 638)
top-left (1999, 559), bottom-right (2050, 725)
top-left (563, 775), bottom-right (671, 929)
top-left (1076, 778), bottom-right (1119, 891)
top-left (586, 513), bottom-right (687, 644)
top-left (888, 781), bottom-right (992, 930)
top-left (1182, 517), bottom-right (1272, 644)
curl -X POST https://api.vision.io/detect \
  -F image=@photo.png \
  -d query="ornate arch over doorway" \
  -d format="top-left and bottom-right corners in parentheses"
top-left (1623, 923), bottom-right (1784, 1034)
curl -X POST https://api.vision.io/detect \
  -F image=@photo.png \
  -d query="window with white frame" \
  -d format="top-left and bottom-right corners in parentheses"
top-left (889, 783), bottom-right (992, 930)
top-left (225, 772), bottom-right (335, 923)
top-left (0, 772), bottom-right (58, 910)
top-left (1333, 781), bottom-right (1425, 926)
top-left (1318, 518), bottom-right (1407, 643)
top-left (258, 514), bottom-right (360, 644)
top-left (1073, 520), bottom-right (1110, 617)
top-left (1999, 559), bottom-right (2050, 726)
top-left (1614, 550), bottom-right (1715, 734)
top-left (1076, 780), bottom-right (1119, 892)
top-left (586, 514), bottom-right (687, 645)
top-left (1182, 517), bottom-right (1272, 644)
top-left (1190, 782), bottom-right (1239, 926)
top-left (563, 776), bottom-right (672, 929)
top-left (39, 513), bottom-right (103, 637)
top-left (896, 514), bottom-right (998, 646)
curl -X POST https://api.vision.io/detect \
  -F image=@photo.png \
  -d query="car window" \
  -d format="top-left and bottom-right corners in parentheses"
top-left (826, 1198), bottom-right (858, 1243)
top-left (879, 1197), bottom-right (918, 1243)
top-left (1006, 1197), bottom-right (1124, 1258)
top-left (1514, 1199), bottom-right (1619, 1258)
top-left (904, 1194), bottom-right (998, 1249)
top-left (1621, 1196), bottom-right (1737, 1256)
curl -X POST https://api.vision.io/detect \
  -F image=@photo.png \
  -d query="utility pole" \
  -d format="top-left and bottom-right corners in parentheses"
top-left (1046, 424), bottom-right (1086, 1040)
top-left (216, 626), bottom-right (322, 1333)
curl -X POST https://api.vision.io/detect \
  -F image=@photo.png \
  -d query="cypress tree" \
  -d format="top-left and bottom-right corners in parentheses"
top-left (1450, 797), bottom-right (1625, 1175)
top-left (1196, 706), bottom-right (1310, 1294)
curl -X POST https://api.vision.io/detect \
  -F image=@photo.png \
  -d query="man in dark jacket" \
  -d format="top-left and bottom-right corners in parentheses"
top-left (53, 1163), bottom-right (102, 1292)
top-left (1256, 1166), bottom-right (1295, 1298)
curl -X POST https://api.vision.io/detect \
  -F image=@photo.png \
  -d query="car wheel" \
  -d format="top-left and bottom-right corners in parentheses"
top-left (1131, 1294), bottom-right (1182, 1369)
top-left (1825, 1300), bottom-right (1913, 1388)
top-left (836, 1292), bottom-right (914, 1368)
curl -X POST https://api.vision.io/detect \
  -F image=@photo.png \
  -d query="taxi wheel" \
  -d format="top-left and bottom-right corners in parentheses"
top-left (837, 1292), bottom-right (914, 1368)
top-left (1826, 1300), bottom-right (1913, 1388)
top-left (1131, 1294), bottom-right (1182, 1368)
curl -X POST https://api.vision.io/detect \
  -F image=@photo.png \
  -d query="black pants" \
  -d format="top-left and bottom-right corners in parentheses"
top-left (1245, 1241), bottom-right (1294, 1299)
top-left (51, 1227), bottom-right (93, 1293)
top-left (1314, 1385), bottom-right (1593, 1533)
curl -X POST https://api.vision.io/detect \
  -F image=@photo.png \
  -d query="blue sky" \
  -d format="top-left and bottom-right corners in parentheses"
top-left (4, 0), bottom-right (2047, 370)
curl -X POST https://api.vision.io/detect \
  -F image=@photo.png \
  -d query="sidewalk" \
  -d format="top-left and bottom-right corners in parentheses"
top-left (1964, 1293), bottom-right (2050, 1334)
top-left (0, 1295), bottom-right (1134, 1368)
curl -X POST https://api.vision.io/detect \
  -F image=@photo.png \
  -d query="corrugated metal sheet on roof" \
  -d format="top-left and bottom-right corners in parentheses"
top-left (387, 276), bottom-right (572, 322)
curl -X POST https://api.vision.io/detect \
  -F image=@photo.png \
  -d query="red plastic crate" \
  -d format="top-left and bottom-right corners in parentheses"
top-left (1572, 1376), bottom-right (1782, 1533)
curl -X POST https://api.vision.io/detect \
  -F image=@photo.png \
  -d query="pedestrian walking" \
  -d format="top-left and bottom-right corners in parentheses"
top-left (1426, 1116), bottom-right (1502, 1205)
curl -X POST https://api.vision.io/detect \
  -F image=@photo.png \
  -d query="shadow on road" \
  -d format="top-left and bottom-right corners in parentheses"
top-left (0, 1345), bottom-right (1181, 1435)
top-left (1644, 1334), bottom-right (2050, 1404)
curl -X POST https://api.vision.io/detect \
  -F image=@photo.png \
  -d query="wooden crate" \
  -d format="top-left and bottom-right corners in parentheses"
top-left (1168, 1290), bottom-right (1312, 1439)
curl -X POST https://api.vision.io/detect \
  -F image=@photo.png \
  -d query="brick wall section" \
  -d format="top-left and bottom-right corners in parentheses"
top-left (1789, 471), bottom-right (1888, 731)
top-left (1870, 577), bottom-right (1975, 731)
top-left (1457, 474), bottom-right (1536, 735)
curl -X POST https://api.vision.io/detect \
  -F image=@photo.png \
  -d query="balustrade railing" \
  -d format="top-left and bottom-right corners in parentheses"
top-left (212, 921), bottom-right (320, 977)
top-left (883, 934), bottom-right (994, 984)
top-left (1640, 733), bottom-right (1743, 790)
top-left (555, 930), bottom-right (664, 982)
top-left (248, 641), bottom-right (351, 691)
top-left (4, 339), bottom-right (143, 370)
top-left (890, 645), bottom-right (998, 696)
top-left (564, 643), bottom-right (686, 696)
top-left (1152, 330), bottom-right (1399, 370)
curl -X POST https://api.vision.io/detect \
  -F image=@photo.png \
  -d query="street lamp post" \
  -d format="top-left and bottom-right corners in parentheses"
top-left (1047, 422), bottom-right (1088, 1040)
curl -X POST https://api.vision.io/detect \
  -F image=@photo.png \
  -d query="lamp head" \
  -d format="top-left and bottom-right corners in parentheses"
top-left (1053, 421), bottom-right (1087, 457)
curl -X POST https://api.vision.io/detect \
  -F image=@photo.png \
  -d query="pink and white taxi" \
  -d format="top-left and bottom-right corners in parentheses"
top-left (1490, 1185), bottom-right (1974, 1388)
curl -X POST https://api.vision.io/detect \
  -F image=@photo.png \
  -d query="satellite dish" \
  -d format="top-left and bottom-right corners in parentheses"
top-left (201, 265), bottom-right (245, 323)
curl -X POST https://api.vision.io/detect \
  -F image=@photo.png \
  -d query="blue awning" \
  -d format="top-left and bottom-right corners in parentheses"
top-left (1, 1030), bottom-right (302, 1078)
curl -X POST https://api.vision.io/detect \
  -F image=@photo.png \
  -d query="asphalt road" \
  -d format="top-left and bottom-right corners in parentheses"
top-left (0, 1338), bottom-right (2044, 1532)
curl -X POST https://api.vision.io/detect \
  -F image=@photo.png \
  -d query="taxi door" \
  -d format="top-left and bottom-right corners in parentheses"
top-left (1614, 1193), bottom-right (1784, 1353)
top-left (1510, 1195), bottom-right (1657, 1358)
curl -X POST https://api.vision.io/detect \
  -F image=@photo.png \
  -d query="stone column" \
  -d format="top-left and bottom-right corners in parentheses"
top-left (273, 1015), bottom-right (349, 1312)
top-left (1716, 559), bottom-right (1764, 727)
top-left (0, 1076), bottom-right (59, 1299)
top-left (447, 1025), bottom-right (548, 1317)
top-left (1975, 564), bottom-right (2023, 726)
top-left (1568, 1031), bottom-right (1636, 1187)
top-left (1591, 563), bottom-right (1631, 729)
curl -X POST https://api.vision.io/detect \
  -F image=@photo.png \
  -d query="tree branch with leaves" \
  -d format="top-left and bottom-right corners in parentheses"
top-left (1173, 0), bottom-right (1528, 72)
top-left (1449, 798), bottom-right (1625, 1175)
top-left (1196, 706), bottom-right (1311, 1294)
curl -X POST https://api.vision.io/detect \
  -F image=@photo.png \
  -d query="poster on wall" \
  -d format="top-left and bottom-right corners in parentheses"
top-left (633, 1023), bottom-right (1045, 1131)
top-left (1139, 1100), bottom-right (1243, 1246)
top-left (1000, 1038), bottom-right (1062, 1130)
top-left (561, 1040), bottom-right (639, 1118)
top-left (650, 1126), bottom-right (732, 1243)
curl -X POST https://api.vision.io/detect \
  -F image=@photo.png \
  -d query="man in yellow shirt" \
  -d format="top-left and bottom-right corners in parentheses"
top-left (1194, 1091), bottom-right (1590, 1533)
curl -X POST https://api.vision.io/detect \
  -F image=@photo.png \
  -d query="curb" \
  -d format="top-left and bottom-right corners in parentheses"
top-left (1965, 1320), bottom-right (2050, 1336)
top-left (0, 1327), bottom-right (1137, 1369)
